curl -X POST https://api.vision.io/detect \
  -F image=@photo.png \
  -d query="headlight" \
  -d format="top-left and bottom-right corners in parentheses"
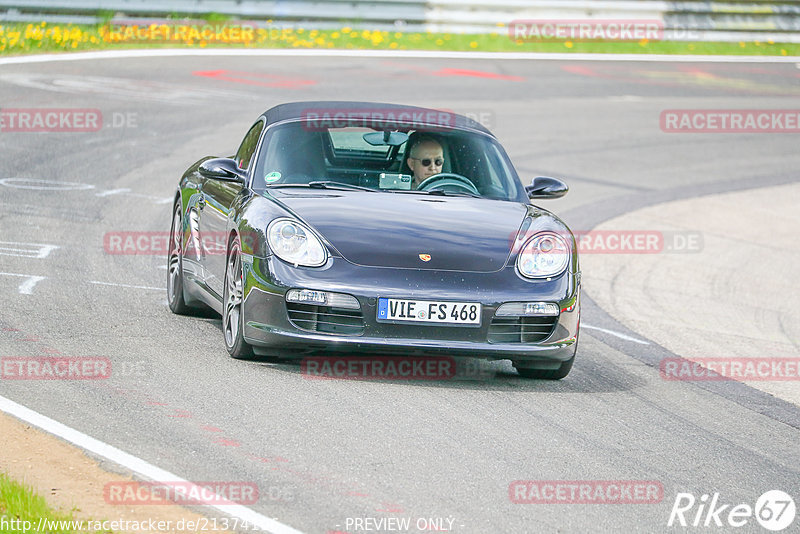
top-left (267, 218), bottom-right (327, 267)
top-left (516, 232), bottom-right (569, 278)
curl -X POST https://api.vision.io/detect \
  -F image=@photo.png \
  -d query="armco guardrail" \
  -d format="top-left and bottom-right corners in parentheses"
top-left (1, 0), bottom-right (799, 42)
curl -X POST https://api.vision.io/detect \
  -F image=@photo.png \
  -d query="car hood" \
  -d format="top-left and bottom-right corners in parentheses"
top-left (268, 190), bottom-right (530, 272)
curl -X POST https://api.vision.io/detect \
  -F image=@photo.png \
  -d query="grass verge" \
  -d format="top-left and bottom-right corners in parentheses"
top-left (1, 22), bottom-right (798, 56)
top-left (0, 471), bottom-right (103, 533)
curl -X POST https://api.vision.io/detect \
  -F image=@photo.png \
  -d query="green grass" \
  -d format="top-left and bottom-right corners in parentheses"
top-left (1, 21), bottom-right (798, 56)
top-left (0, 472), bottom-right (105, 534)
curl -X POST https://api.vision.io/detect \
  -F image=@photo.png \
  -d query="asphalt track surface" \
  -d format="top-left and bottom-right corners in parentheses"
top-left (1, 53), bottom-right (800, 533)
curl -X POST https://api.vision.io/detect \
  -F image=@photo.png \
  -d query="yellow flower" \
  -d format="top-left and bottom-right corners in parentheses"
top-left (331, 31), bottom-right (340, 39)
top-left (564, 40), bottom-right (573, 48)
top-left (390, 42), bottom-right (398, 49)
top-left (394, 32), bottom-right (402, 39)
top-left (639, 38), bottom-right (648, 46)
top-left (350, 31), bottom-right (358, 38)
top-left (297, 28), bottom-right (304, 34)
top-left (469, 41), bottom-right (478, 48)
top-left (781, 48), bottom-right (787, 55)
top-left (739, 41), bottom-right (746, 48)
top-left (341, 27), bottom-right (351, 33)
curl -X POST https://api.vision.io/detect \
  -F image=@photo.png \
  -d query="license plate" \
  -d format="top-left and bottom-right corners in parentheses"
top-left (377, 298), bottom-right (481, 325)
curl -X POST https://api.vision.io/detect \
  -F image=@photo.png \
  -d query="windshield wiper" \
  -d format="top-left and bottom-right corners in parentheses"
top-left (422, 189), bottom-right (482, 198)
top-left (266, 182), bottom-right (377, 192)
top-left (307, 181), bottom-right (377, 192)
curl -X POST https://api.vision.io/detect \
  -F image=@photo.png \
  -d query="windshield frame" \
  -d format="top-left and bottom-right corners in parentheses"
top-left (250, 117), bottom-right (529, 203)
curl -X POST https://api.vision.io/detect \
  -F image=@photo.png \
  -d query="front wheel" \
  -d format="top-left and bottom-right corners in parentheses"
top-left (223, 235), bottom-right (255, 360)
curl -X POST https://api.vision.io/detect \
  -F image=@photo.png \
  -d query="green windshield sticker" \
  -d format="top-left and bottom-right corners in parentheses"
top-left (265, 171), bottom-right (281, 182)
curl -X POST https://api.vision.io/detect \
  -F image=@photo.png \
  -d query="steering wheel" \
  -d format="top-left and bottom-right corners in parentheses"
top-left (416, 173), bottom-right (480, 195)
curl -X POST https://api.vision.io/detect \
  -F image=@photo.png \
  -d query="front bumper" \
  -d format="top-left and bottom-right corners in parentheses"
top-left (241, 255), bottom-right (579, 364)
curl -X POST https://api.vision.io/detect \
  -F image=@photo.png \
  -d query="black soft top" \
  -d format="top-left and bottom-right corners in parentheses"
top-left (261, 101), bottom-right (493, 136)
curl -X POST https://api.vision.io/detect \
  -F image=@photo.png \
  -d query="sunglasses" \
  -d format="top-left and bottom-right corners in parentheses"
top-left (411, 157), bottom-right (444, 167)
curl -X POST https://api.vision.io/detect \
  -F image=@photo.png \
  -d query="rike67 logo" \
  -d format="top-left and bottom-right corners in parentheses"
top-left (668, 490), bottom-right (796, 531)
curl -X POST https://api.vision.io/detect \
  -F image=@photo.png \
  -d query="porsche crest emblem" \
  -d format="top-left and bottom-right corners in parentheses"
top-left (419, 254), bottom-right (431, 262)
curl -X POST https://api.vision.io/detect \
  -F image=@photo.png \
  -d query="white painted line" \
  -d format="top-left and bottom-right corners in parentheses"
top-left (0, 241), bottom-right (59, 259)
top-left (0, 49), bottom-right (797, 65)
top-left (0, 271), bottom-right (46, 295)
top-left (0, 178), bottom-right (96, 191)
top-left (19, 276), bottom-right (46, 295)
top-left (95, 188), bottom-right (131, 197)
top-left (582, 323), bottom-right (650, 345)
top-left (125, 192), bottom-right (177, 203)
top-left (0, 394), bottom-right (305, 534)
top-left (89, 281), bottom-right (162, 291)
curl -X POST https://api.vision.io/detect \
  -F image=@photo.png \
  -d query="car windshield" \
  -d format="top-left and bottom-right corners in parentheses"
top-left (252, 120), bottom-right (527, 202)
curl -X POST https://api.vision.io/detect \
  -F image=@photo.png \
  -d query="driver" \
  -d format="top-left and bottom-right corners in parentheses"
top-left (406, 135), bottom-right (444, 189)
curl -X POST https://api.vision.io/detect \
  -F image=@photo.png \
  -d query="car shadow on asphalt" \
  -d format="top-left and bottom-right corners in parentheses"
top-left (245, 353), bottom-right (643, 393)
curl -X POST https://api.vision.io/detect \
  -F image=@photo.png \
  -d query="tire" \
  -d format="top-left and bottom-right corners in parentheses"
top-left (223, 235), bottom-right (255, 360)
top-left (167, 202), bottom-right (196, 315)
top-left (514, 355), bottom-right (574, 380)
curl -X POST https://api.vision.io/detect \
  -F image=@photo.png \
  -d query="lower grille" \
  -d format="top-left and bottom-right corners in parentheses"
top-left (286, 302), bottom-right (364, 335)
top-left (487, 315), bottom-right (558, 343)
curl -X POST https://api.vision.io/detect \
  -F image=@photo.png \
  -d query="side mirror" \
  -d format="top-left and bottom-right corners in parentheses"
top-left (525, 176), bottom-right (568, 199)
top-left (199, 158), bottom-right (246, 184)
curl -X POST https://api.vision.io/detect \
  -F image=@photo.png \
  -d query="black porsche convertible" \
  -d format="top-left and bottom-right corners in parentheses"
top-left (168, 101), bottom-right (580, 379)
